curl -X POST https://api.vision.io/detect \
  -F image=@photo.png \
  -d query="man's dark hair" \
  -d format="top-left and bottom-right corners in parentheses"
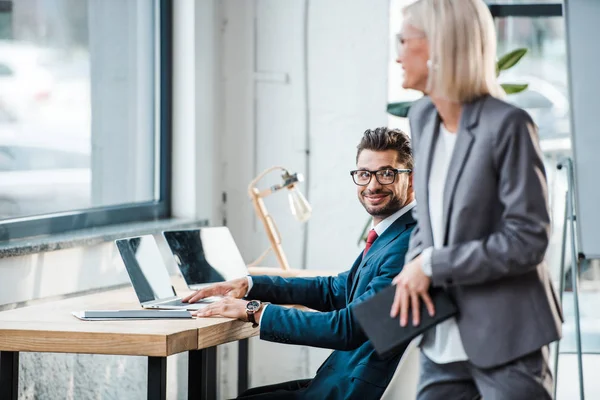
top-left (356, 127), bottom-right (413, 169)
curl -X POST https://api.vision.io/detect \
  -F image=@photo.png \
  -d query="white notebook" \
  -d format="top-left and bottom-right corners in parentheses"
top-left (72, 309), bottom-right (193, 321)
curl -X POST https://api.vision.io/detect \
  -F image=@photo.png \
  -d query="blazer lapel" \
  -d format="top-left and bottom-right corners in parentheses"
top-left (348, 212), bottom-right (415, 301)
top-left (416, 111), bottom-right (440, 247)
top-left (346, 253), bottom-right (364, 304)
top-left (441, 97), bottom-right (485, 244)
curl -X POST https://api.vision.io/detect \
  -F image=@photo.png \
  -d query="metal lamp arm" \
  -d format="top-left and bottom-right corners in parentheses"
top-left (247, 166), bottom-right (288, 198)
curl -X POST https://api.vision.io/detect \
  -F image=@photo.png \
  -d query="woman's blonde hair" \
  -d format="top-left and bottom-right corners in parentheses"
top-left (403, 0), bottom-right (505, 103)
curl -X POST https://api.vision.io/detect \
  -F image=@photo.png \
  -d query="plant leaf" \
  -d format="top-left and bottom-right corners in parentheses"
top-left (387, 101), bottom-right (414, 118)
top-left (497, 48), bottom-right (528, 73)
top-left (502, 83), bottom-right (529, 94)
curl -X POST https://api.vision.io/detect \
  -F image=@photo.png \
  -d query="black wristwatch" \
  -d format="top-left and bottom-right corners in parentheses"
top-left (246, 300), bottom-right (262, 328)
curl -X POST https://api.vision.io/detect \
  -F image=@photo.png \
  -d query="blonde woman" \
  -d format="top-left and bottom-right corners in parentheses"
top-left (388, 0), bottom-right (563, 398)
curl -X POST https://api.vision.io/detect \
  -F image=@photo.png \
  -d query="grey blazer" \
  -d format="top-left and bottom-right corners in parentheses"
top-left (406, 95), bottom-right (563, 368)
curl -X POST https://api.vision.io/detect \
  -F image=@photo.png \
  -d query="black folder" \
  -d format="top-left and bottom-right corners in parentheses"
top-left (353, 285), bottom-right (458, 359)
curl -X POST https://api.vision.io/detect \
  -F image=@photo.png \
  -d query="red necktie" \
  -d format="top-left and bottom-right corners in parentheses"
top-left (363, 229), bottom-right (379, 257)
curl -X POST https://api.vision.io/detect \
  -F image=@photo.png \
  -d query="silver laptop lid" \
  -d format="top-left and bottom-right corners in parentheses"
top-left (115, 235), bottom-right (177, 304)
top-left (162, 227), bottom-right (248, 287)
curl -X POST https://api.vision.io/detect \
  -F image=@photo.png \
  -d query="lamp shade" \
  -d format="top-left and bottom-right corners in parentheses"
top-left (288, 187), bottom-right (312, 222)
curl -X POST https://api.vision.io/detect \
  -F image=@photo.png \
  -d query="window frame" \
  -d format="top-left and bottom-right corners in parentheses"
top-left (487, 2), bottom-right (563, 18)
top-left (0, 0), bottom-right (173, 240)
top-left (0, 1), bottom-right (11, 13)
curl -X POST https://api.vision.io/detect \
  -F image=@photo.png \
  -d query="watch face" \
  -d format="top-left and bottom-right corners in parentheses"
top-left (246, 300), bottom-right (261, 312)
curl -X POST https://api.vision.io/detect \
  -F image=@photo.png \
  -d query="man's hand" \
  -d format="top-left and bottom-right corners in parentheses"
top-left (182, 277), bottom-right (248, 303)
top-left (390, 255), bottom-right (435, 327)
top-left (193, 298), bottom-right (263, 324)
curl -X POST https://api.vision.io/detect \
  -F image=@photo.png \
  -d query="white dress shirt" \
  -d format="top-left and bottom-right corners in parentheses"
top-left (420, 123), bottom-right (468, 363)
top-left (247, 199), bottom-right (417, 326)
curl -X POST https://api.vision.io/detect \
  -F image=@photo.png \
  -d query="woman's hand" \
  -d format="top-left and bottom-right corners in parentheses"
top-left (390, 255), bottom-right (435, 327)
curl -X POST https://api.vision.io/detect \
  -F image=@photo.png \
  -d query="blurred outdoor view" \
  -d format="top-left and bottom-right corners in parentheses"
top-left (0, 0), bottom-right (156, 220)
top-left (0, 0), bottom-right (91, 219)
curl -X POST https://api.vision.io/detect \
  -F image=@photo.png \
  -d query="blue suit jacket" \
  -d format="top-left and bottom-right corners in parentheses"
top-left (249, 211), bottom-right (416, 399)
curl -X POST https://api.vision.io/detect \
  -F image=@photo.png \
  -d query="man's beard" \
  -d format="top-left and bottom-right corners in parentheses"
top-left (360, 189), bottom-right (404, 218)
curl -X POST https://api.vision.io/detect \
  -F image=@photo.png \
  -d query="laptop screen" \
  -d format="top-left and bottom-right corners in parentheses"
top-left (116, 235), bottom-right (176, 304)
top-left (163, 227), bottom-right (248, 287)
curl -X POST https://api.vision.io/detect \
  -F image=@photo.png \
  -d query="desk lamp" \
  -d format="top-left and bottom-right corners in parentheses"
top-left (247, 166), bottom-right (311, 270)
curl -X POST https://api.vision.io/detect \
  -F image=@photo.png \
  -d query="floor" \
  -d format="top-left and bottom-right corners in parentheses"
top-left (553, 291), bottom-right (600, 399)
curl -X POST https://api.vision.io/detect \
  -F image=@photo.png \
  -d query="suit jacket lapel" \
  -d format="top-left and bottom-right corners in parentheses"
top-left (346, 253), bottom-right (364, 303)
top-left (441, 97), bottom-right (485, 244)
top-left (416, 112), bottom-right (440, 247)
top-left (348, 211), bottom-right (415, 301)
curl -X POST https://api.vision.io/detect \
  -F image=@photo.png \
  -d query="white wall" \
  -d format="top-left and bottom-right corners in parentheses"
top-left (222, 0), bottom-right (390, 271)
top-left (304, 0), bottom-right (390, 271)
top-left (172, 0), bottom-right (223, 224)
top-left (220, 0), bottom-right (391, 389)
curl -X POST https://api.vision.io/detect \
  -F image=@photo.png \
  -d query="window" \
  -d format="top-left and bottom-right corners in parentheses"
top-left (0, 0), bottom-right (172, 238)
top-left (492, 10), bottom-right (569, 145)
top-left (485, 4), bottom-right (577, 297)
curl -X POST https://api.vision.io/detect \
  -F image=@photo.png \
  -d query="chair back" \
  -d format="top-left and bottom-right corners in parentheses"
top-left (380, 338), bottom-right (421, 400)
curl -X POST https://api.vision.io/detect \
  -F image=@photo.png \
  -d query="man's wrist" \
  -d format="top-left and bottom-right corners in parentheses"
top-left (253, 307), bottom-right (263, 325)
top-left (245, 300), bottom-right (262, 326)
top-left (245, 276), bottom-right (253, 297)
top-left (245, 302), bottom-right (268, 327)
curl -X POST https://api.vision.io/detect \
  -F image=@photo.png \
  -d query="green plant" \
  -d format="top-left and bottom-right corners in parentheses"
top-left (359, 48), bottom-right (529, 245)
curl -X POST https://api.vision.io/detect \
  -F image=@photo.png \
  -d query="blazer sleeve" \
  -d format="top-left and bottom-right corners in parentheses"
top-left (258, 249), bottom-right (406, 351)
top-left (405, 102), bottom-right (425, 262)
top-left (405, 208), bottom-right (424, 262)
top-left (430, 109), bottom-right (551, 286)
top-left (249, 272), bottom-right (350, 312)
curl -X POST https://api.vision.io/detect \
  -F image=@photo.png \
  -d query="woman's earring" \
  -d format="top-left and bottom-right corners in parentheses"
top-left (427, 59), bottom-right (436, 70)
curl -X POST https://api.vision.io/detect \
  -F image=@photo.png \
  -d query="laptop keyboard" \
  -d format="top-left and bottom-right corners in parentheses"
top-left (161, 297), bottom-right (219, 307)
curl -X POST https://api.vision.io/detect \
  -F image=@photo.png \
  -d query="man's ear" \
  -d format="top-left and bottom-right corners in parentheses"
top-left (409, 173), bottom-right (414, 188)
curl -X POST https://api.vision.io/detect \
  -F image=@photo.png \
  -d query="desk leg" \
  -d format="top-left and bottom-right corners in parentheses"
top-left (0, 351), bottom-right (19, 400)
top-left (189, 347), bottom-right (217, 400)
top-left (238, 339), bottom-right (249, 394)
top-left (148, 356), bottom-right (167, 400)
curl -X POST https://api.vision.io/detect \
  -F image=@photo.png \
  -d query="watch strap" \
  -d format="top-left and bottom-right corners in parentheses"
top-left (247, 310), bottom-right (258, 328)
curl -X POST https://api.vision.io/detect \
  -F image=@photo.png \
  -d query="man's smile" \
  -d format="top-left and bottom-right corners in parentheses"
top-left (363, 193), bottom-right (390, 205)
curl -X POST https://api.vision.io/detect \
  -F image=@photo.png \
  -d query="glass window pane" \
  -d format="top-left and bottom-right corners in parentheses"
top-left (0, 0), bottom-right (156, 219)
top-left (495, 17), bottom-right (570, 145)
top-left (495, 16), bottom-right (570, 287)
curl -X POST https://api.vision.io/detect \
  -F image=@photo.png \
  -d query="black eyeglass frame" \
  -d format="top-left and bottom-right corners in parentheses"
top-left (349, 168), bottom-right (412, 186)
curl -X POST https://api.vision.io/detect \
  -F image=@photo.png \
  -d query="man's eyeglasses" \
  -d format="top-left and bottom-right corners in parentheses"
top-left (350, 169), bottom-right (412, 186)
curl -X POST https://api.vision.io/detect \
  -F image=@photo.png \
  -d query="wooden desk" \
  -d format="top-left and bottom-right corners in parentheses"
top-left (0, 286), bottom-right (258, 400)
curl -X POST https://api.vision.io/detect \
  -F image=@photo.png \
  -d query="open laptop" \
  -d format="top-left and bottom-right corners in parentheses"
top-left (162, 227), bottom-right (248, 290)
top-left (115, 235), bottom-right (215, 310)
